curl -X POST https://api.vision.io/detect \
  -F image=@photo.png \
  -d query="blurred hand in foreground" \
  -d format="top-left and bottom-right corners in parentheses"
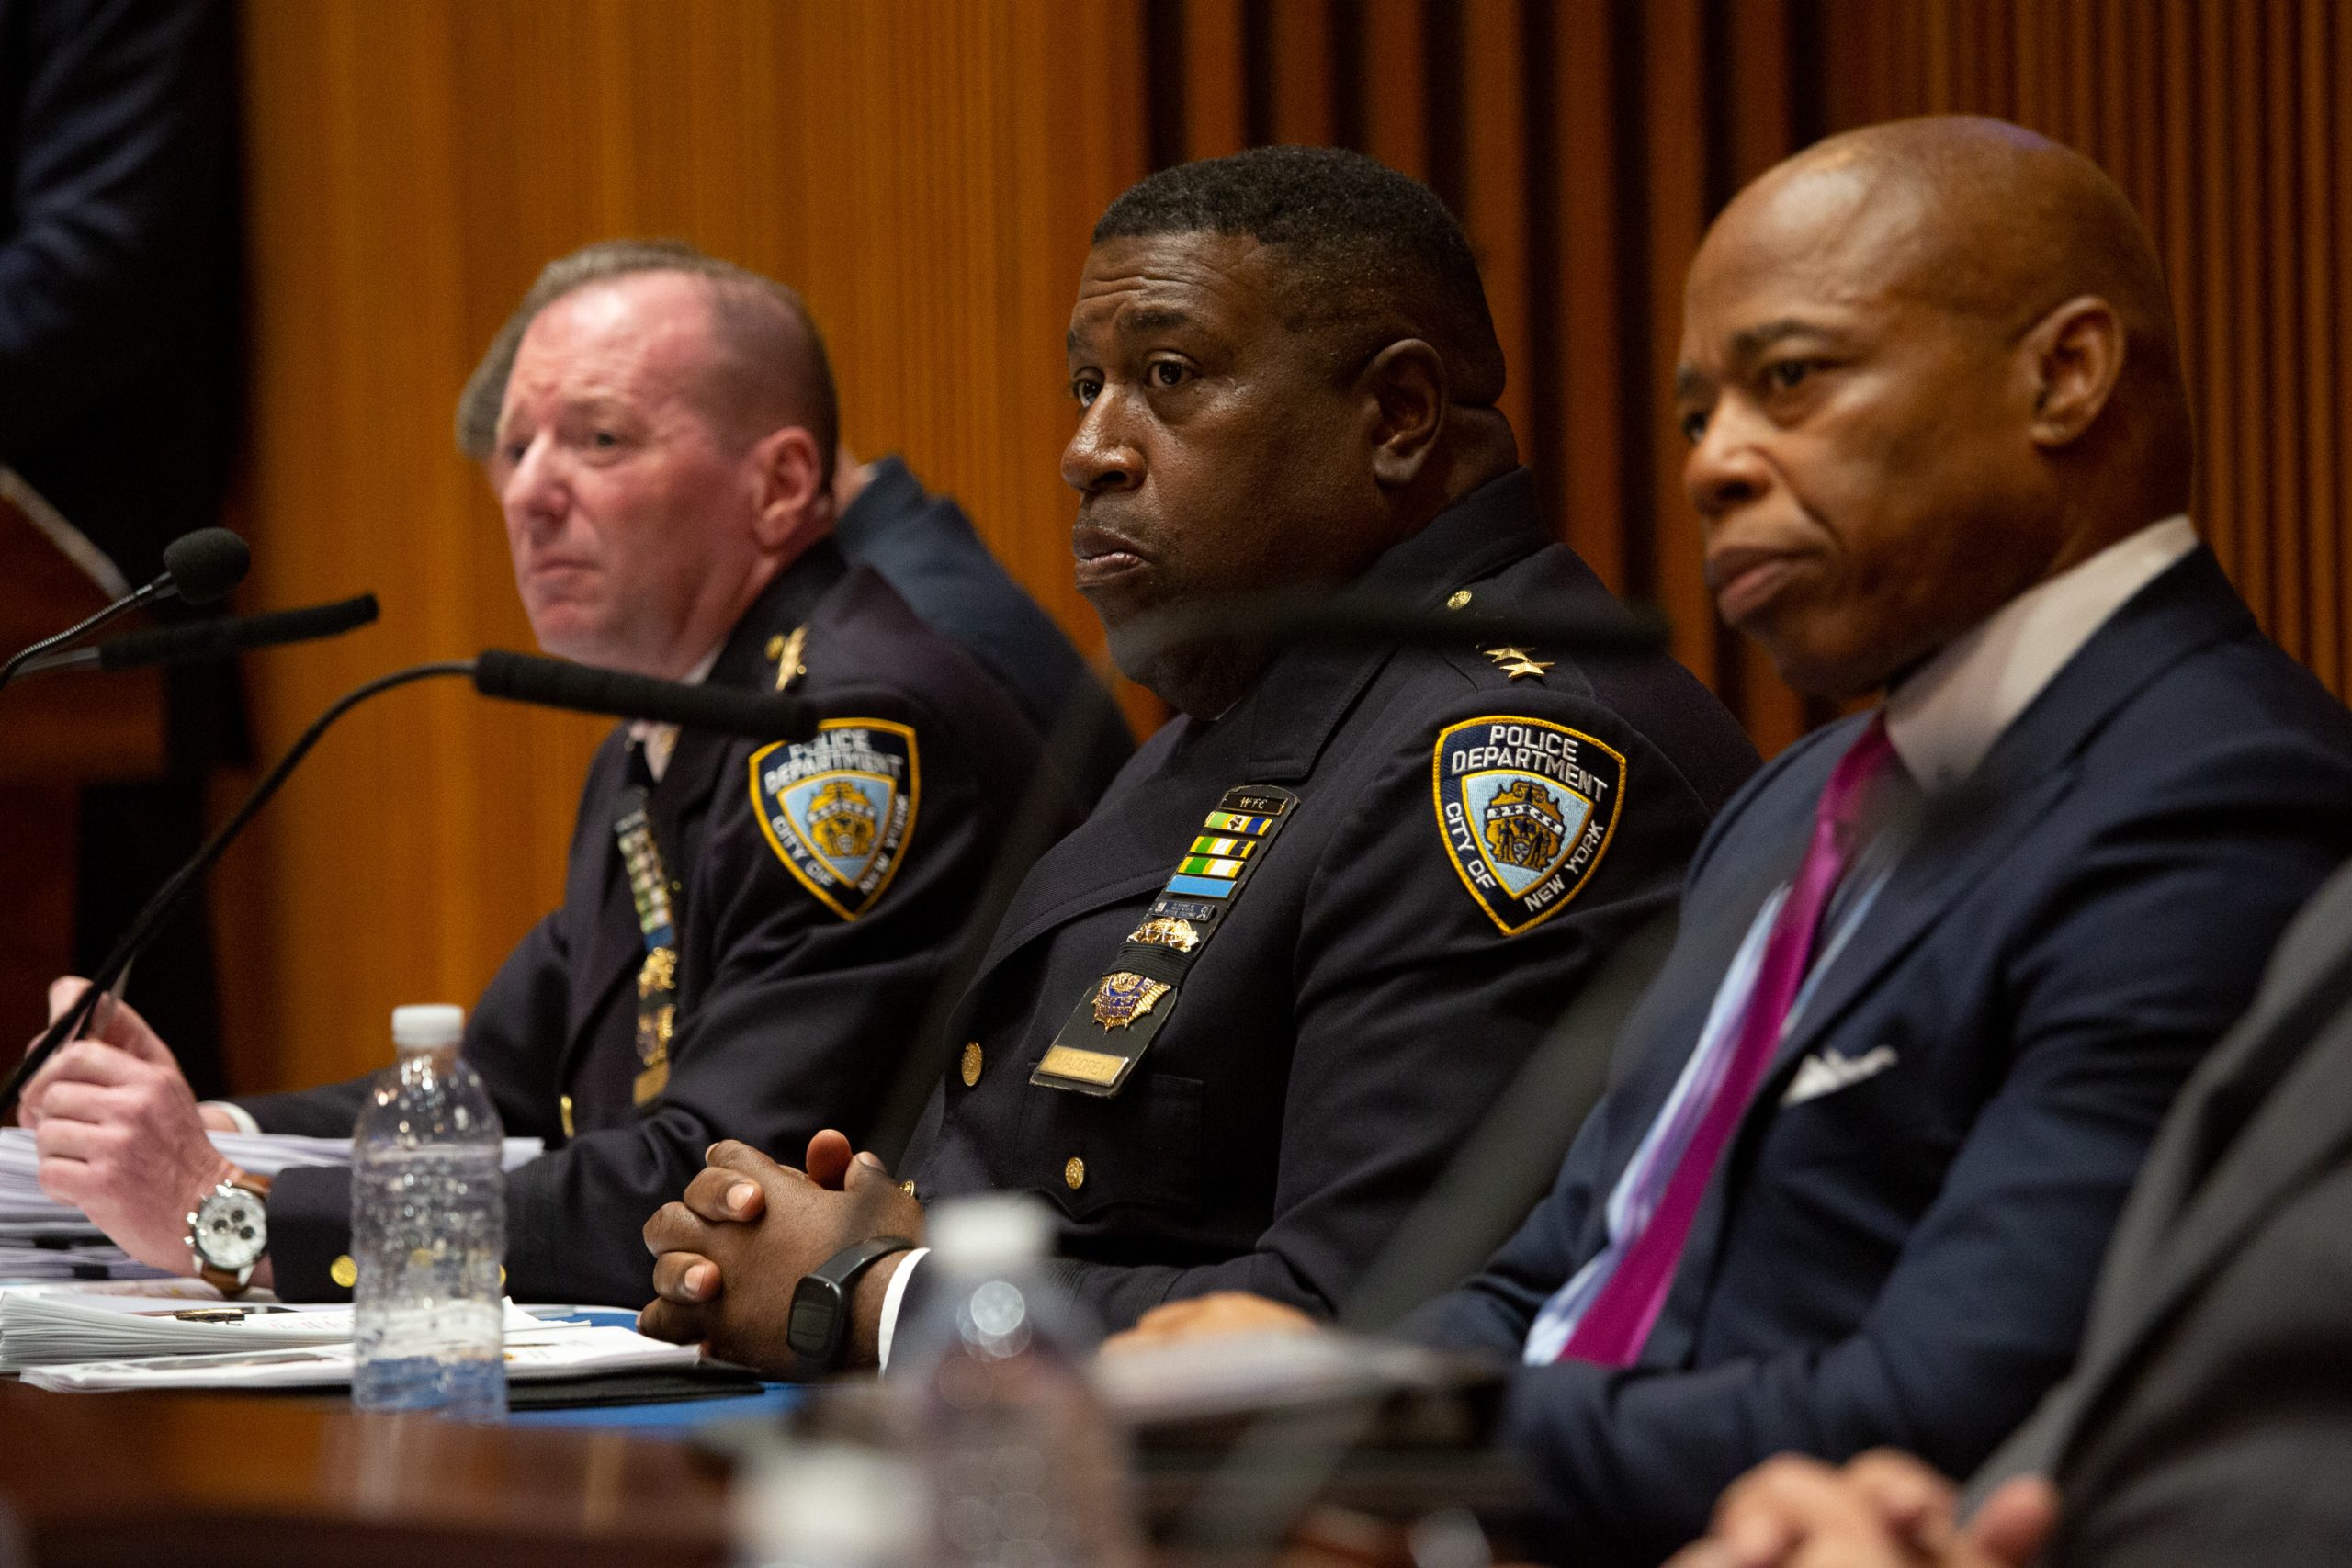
top-left (1663, 1450), bottom-right (2058, 1568)
top-left (1102, 1289), bottom-right (1320, 1355)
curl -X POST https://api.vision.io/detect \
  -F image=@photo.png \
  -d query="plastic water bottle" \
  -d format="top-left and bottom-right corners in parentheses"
top-left (898, 1194), bottom-right (1142, 1568)
top-left (350, 1003), bottom-right (507, 1420)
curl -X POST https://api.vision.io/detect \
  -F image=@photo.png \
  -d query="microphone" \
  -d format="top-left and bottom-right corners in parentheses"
top-left (472, 649), bottom-right (818, 740)
top-left (155, 528), bottom-right (252, 608)
top-left (4, 648), bottom-right (814, 1114)
top-left (11, 594), bottom-right (379, 679)
top-left (3, 659), bottom-right (472, 1115)
top-left (0, 526), bottom-right (252, 688)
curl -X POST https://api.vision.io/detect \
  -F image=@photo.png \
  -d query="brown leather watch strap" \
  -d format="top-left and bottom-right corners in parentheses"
top-left (194, 1168), bottom-right (274, 1297)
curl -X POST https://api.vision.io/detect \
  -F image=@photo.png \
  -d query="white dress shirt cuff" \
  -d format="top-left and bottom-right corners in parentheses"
top-left (202, 1100), bottom-right (261, 1136)
top-left (876, 1247), bottom-right (929, 1372)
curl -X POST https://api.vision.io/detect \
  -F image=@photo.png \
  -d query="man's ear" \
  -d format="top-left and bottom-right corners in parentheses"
top-left (1361, 339), bottom-right (1449, 488)
top-left (2022, 294), bottom-right (2126, 451)
top-left (748, 425), bottom-right (829, 551)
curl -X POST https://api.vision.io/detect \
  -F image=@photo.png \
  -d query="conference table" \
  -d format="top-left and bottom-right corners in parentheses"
top-left (0, 1379), bottom-right (737, 1567)
top-left (0, 1341), bottom-right (1523, 1568)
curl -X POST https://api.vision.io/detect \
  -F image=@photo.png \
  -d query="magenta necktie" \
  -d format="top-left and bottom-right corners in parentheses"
top-left (1557, 715), bottom-right (1898, 1366)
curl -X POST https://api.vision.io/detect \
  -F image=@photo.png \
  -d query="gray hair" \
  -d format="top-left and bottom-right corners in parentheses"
top-left (454, 239), bottom-right (838, 487)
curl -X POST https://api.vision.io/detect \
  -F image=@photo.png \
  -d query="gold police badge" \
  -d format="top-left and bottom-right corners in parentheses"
top-left (1432, 716), bottom-right (1627, 934)
top-left (1091, 971), bottom-right (1172, 1030)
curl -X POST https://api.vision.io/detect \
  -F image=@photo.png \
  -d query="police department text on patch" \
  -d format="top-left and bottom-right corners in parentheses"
top-left (1432, 716), bottom-right (1627, 934)
top-left (749, 718), bottom-right (920, 920)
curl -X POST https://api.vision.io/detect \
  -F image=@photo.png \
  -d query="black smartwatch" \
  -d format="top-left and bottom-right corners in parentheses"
top-left (787, 1235), bottom-right (917, 1372)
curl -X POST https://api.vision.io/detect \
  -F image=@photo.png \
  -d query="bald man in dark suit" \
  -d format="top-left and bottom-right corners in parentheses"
top-left (1673, 853), bottom-right (2352, 1568)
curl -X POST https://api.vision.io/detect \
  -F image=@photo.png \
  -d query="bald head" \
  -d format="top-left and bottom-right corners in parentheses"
top-left (1677, 116), bottom-right (2193, 700)
top-left (457, 240), bottom-right (837, 486)
top-left (1725, 116), bottom-right (2188, 489)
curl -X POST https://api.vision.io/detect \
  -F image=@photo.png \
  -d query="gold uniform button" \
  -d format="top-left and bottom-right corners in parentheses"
top-left (329, 1255), bottom-right (358, 1289)
top-left (1446, 589), bottom-right (1473, 610)
top-left (960, 1042), bottom-right (983, 1087)
top-left (1063, 1156), bottom-right (1086, 1190)
top-left (560, 1094), bottom-right (576, 1139)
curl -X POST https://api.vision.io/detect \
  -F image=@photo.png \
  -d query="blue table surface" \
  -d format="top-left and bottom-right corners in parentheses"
top-left (505, 1308), bottom-right (804, 1431)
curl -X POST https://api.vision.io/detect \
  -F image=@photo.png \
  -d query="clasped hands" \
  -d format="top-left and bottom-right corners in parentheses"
top-left (637, 1128), bottom-right (925, 1377)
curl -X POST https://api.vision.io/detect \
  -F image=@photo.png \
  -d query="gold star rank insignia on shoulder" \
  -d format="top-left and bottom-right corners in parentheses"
top-left (1484, 646), bottom-right (1555, 681)
top-left (748, 718), bottom-right (919, 919)
top-left (1432, 716), bottom-right (1626, 934)
top-left (768, 625), bottom-right (809, 692)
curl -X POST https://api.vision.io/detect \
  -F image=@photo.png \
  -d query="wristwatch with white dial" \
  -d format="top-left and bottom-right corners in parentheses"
top-left (186, 1171), bottom-right (273, 1296)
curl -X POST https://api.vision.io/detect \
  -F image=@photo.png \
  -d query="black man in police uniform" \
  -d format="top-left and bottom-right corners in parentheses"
top-left (637, 147), bottom-right (1760, 1373)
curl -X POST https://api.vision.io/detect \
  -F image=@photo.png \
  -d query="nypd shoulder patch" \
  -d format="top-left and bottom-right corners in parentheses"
top-left (1432, 716), bottom-right (1626, 935)
top-left (749, 718), bottom-right (920, 920)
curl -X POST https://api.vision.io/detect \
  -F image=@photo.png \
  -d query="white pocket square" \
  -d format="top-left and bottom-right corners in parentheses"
top-left (1782, 1044), bottom-right (1899, 1108)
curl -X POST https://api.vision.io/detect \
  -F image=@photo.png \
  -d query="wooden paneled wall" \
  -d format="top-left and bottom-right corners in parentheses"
top-left (1818, 0), bottom-right (2351, 702)
top-left (1138, 0), bottom-right (2352, 740)
top-left (229, 0), bottom-right (1148, 1090)
top-left (226, 0), bottom-right (2349, 1093)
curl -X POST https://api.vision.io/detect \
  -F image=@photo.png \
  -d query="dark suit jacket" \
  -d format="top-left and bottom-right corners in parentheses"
top-left (1410, 547), bottom-right (2352, 1565)
top-left (0, 0), bottom-right (239, 584)
top-left (239, 544), bottom-right (1075, 1305)
top-left (904, 468), bottom-right (1760, 1329)
top-left (836, 455), bottom-right (1133, 805)
top-left (1970, 860), bottom-right (2352, 1568)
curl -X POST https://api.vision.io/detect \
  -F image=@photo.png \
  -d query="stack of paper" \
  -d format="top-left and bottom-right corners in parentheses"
top-left (1, 1291), bottom-right (696, 1391)
top-left (20, 1326), bottom-right (696, 1393)
top-left (0, 1292), bottom-right (544, 1369)
top-left (0, 1129), bottom-right (543, 1284)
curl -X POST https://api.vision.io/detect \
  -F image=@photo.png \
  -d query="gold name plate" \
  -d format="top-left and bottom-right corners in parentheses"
top-left (1035, 1045), bottom-right (1125, 1087)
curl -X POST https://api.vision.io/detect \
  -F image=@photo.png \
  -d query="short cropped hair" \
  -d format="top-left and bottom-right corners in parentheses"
top-left (455, 239), bottom-right (838, 486)
top-left (1092, 145), bottom-right (1506, 405)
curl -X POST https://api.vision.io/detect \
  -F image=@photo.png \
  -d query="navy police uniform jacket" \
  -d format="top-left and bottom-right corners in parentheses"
top-left (1408, 547), bottom-right (2352, 1565)
top-left (903, 468), bottom-right (1760, 1328)
top-left (240, 540), bottom-right (1072, 1305)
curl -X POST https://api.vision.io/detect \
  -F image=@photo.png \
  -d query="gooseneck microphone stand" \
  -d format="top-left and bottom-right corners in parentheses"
top-left (2, 660), bottom-right (477, 1115)
top-left (4, 648), bottom-right (818, 1115)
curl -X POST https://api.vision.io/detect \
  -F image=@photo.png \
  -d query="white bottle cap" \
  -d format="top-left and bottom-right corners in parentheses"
top-left (390, 1004), bottom-right (465, 1048)
top-left (926, 1192), bottom-right (1053, 1274)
